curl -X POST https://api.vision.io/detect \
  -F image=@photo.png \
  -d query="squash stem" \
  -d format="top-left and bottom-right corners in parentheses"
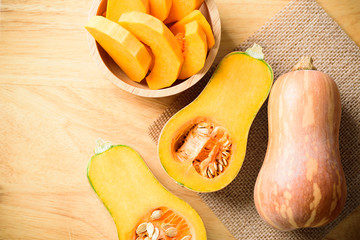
top-left (95, 138), bottom-right (113, 154)
top-left (245, 43), bottom-right (264, 60)
top-left (292, 56), bottom-right (317, 71)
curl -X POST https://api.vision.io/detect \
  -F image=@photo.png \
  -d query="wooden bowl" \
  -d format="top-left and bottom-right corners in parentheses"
top-left (87, 0), bottom-right (221, 98)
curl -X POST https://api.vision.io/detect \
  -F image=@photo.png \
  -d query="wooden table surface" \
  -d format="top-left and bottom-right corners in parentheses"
top-left (1, 0), bottom-right (360, 239)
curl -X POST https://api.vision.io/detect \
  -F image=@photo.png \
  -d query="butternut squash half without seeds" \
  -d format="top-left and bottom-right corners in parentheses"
top-left (158, 44), bottom-right (273, 192)
top-left (87, 140), bottom-right (206, 240)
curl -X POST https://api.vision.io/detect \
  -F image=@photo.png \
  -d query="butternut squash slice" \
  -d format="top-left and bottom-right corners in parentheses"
top-left (158, 44), bottom-right (273, 192)
top-left (87, 140), bottom-right (206, 240)
top-left (176, 21), bottom-right (208, 79)
top-left (118, 11), bottom-right (183, 90)
top-left (106, 0), bottom-right (149, 22)
top-left (149, 0), bottom-right (172, 21)
top-left (170, 10), bottom-right (215, 49)
top-left (254, 56), bottom-right (347, 231)
top-left (85, 16), bottom-right (152, 82)
top-left (164, 0), bottom-right (204, 24)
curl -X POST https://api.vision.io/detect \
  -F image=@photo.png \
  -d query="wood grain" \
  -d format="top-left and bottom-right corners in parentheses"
top-left (0, 0), bottom-right (359, 239)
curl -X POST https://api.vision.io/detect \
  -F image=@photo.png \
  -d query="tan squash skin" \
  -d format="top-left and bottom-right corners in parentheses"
top-left (254, 58), bottom-right (347, 231)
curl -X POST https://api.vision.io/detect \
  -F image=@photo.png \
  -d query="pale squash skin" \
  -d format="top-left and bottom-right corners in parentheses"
top-left (254, 69), bottom-right (347, 231)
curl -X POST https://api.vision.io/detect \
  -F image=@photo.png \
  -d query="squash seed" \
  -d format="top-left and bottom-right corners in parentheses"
top-left (181, 236), bottom-right (192, 240)
top-left (144, 237), bottom-right (150, 240)
top-left (136, 223), bottom-right (147, 234)
top-left (223, 140), bottom-right (230, 147)
top-left (165, 227), bottom-right (178, 237)
top-left (218, 163), bottom-right (224, 172)
top-left (207, 169), bottom-right (214, 178)
top-left (213, 162), bottom-right (218, 171)
top-left (146, 222), bottom-right (154, 238)
top-left (222, 158), bottom-right (228, 166)
top-left (150, 210), bottom-right (163, 220)
top-left (208, 167), bottom-right (214, 176)
top-left (161, 223), bottom-right (174, 230)
top-left (152, 227), bottom-right (159, 240)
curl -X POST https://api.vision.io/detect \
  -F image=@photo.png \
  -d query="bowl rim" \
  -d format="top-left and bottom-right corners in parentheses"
top-left (87, 0), bottom-right (221, 98)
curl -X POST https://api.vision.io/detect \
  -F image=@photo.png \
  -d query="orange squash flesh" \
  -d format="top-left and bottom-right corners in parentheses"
top-left (254, 57), bottom-right (346, 231)
top-left (164, 0), bottom-right (204, 24)
top-left (177, 21), bottom-right (207, 79)
top-left (118, 11), bottom-right (183, 90)
top-left (170, 10), bottom-right (215, 49)
top-left (149, 0), bottom-right (172, 21)
top-left (88, 144), bottom-right (206, 239)
top-left (106, 0), bottom-right (149, 22)
top-left (144, 45), bottom-right (155, 71)
top-left (85, 16), bottom-right (151, 82)
top-left (158, 48), bottom-right (273, 192)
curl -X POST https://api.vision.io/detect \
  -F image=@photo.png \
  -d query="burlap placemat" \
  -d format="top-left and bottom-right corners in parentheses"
top-left (149, 0), bottom-right (360, 239)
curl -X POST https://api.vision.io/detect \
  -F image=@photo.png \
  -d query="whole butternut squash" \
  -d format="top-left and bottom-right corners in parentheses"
top-left (254, 56), bottom-right (347, 231)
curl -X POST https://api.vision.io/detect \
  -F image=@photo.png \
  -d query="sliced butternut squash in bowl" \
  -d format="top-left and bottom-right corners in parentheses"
top-left (88, 140), bottom-right (206, 239)
top-left (158, 44), bottom-right (273, 192)
top-left (118, 11), bottom-right (184, 90)
top-left (85, 16), bottom-right (152, 82)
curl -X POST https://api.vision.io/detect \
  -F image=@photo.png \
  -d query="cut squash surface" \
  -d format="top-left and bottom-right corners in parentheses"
top-left (149, 0), bottom-right (172, 21)
top-left (170, 10), bottom-right (215, 49)
top-left (158, 48), bottom-right (273, 192)
top-left (88, 144), bottom-right (206, 239)
top-left (164, 0), bottom-right (204, 24)
top-left (118, 11), bottom-right (183, 89)
top-left (85, 16), bottom-right (151, 82)
top-left (177, 21), bottom-right (207, 79)
top-left (106, 0), bottom-right (149, 22)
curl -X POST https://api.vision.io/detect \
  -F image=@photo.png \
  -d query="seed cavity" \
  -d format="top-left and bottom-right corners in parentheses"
top-left (173, 119), bottom-right (232, 179)
top-left (165, 227), bottom-right (178, 237)
top-left (135, 208), bottom-right (192, 240)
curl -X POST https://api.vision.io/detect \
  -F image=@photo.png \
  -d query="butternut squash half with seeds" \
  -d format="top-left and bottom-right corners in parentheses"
top-left (254, 56), bottom-right (346, 231)
top-left (158, 44), bottom-right (273, 192)
top-left (87, 140), bottom-right (206, 240)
